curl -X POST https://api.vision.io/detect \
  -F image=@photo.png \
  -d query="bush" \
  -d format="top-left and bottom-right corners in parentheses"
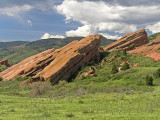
top-left (145, 75), bottom-right (153, 86)
top-left (154, 68), bottom-right (160, 78)
top-left (111, 64), bottom-right (118, 74)
top-left (121, 63), bottom-right (130, 71)
top-left (29, 82), bottom-right (51, 97)
top-left (122, 49), bottom-right (127, 55)
top-left (0, 77), bottom-right (3, 81)
top-left (66, 113), bottom-right (74, 117)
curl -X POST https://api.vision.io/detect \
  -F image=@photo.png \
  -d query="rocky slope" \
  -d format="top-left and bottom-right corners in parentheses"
top-left (104, 29), bottom-right (149, 51)
top-left (129, 36), bottom-right (160, 61)
top-left (0, 35), bottom-right (101, 84)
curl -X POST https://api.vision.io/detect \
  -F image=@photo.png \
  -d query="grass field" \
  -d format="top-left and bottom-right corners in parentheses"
top-left (1, 87), bottom-right (160, 120)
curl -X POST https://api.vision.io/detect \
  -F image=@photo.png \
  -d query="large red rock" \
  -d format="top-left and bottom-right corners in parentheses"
top-left (104, 29), bottom-right (149, 51)
top-left (129, 36), bottom-right (160, 61)
top-left (0, 35), bottom-right (101, 84)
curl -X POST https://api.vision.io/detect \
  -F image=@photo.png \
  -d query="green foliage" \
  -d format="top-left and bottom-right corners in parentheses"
top-left (14, 76), bottom-right (30, 81)
top-left (0, 77), bottom-right (3, 81)
top-left (0, 65), bottom-right (7, 72)
top-left (122, 49), bottom-right (127, 55)
top-left (128, 45), bottom-right (135, 50)
top-left (66, 113), bottom-right (75, 117)
top-left (121, 63), bottom-right (130, 70)
top-left (111, 64), bottom-right (118, 74)
top-left (148, 32), bottom-right (160, 41)
top-left (154, 68), bottom-right (160, 78)
top-left (145, 75), bottom-right (153, 86)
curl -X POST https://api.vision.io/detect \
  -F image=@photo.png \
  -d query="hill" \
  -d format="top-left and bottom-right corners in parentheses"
top-left (0, 36), bottom-right (115, 64)
top-left (0, 41), bottom-right (29, 49)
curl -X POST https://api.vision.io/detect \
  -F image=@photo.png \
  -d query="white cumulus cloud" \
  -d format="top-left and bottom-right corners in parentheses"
top-left (41, 33), bottom-right (65, 39)
top-left (146, 22), bottom-right (160, 34)
top-left (55, 0), bottom-right (160, 36)
top-left (100, 33), bottom-right (121, 40)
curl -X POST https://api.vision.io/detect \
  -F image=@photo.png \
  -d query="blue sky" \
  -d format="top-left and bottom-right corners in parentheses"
top-left (0, 0), bottom-right (160, 41)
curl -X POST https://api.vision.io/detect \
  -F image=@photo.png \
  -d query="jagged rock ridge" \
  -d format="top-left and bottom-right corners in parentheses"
top-left (104, 29), bottom-right (149, 51)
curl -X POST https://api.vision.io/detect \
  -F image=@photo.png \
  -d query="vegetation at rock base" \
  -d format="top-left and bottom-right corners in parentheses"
top-left (111, 64), bottom-right (118, 74)
top-left (121, 62), bottom-right (130, 71)
top-left (0, 65), bottom-right (7, 72)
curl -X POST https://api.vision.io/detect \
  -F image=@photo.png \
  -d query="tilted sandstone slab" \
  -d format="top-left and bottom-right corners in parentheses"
top-left (104, 29), bottom-right (149, 51)
top-left (129, 36), bottom-right (160, 61)
top-left (30, 34), bottom-right (101, 85)
top-left (0, 35), bottom-right (101, 84)
top-left (0, 41), bottom-right (79, 81)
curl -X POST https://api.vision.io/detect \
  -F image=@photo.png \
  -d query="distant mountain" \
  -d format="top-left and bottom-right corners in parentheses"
top-left (0, 36), bottom-right (115, 64)
top-left (0, 41), bottom-right (29, 49)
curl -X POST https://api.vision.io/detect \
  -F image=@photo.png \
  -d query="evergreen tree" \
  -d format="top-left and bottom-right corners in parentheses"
top-left (111, 64), bottom-right (118, 74)
top-left (145, 75), bottom-right (153, 86)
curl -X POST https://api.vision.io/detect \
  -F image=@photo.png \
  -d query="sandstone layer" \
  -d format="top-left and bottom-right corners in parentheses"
top-left (0, 35), bottom-right (101, 85)
top-left (104, 29), bottom-right (149, 51)
top-left (129, 36), bottom-right (160, 61)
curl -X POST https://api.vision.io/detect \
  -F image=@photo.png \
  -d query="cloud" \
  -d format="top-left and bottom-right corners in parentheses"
top-left (55, 0), bottom-right (160, 36)
top-left (146, 22), bottom-right (160, 34)
top-left (0, 4), bottom-right (33, 17)
top-left (41, 33), bottom-right (65, 39)
top-left (27, 19), bottom-right (32, 26)
top-left (66, 25), bottom-right (97, 37)
top-left (100, 33), bottom-right (121, 40)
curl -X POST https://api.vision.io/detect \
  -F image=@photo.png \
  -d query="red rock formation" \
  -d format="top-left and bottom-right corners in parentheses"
top-left (0, 35), bottom-right (101, 84)
top-left (104, 29), bottom-right (149, 51)
top-left (129, 36), bottom-right (160, 61)
top-left (31, 34), bottom-right (101, 85)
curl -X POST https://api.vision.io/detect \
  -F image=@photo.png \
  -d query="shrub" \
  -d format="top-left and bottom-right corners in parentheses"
top-left (122, 49), bottom-right (127, 55)
top-left (154, 68), bottom-right (160, 78)
top-left (66, 113), bottom-right (74, 117)
top-left (111, 64), bottom-right (118, 74)
top-left (145, 75), bottom-right (153, 86)
top-left (121, 63), bottom-right (130, 71)
top-left (29, 82), bottom-right (51, 97)
top-left (0, 77), bottom-right (3, 81)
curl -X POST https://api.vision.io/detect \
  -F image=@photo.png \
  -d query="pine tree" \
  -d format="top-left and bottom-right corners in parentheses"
top-left (111, 64), bottom-right (118, 74)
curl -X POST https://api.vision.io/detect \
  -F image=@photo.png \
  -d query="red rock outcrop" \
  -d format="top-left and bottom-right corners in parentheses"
top-left (0, 35), bottom-right (101, 84)
top-left (104, 29), bottom-right (149, 51)
top-left (129, 36), bottom-right (160, 61)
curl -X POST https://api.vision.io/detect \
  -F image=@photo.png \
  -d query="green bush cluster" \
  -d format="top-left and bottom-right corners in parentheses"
top-left (145, 75), bottom-right (153, 86)
top-left (121, 63), bottom-right (130, 71)
top-left (111, 64), bottom-right (118, 74)
top-left (154, 68), bottom-right (160, 78)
